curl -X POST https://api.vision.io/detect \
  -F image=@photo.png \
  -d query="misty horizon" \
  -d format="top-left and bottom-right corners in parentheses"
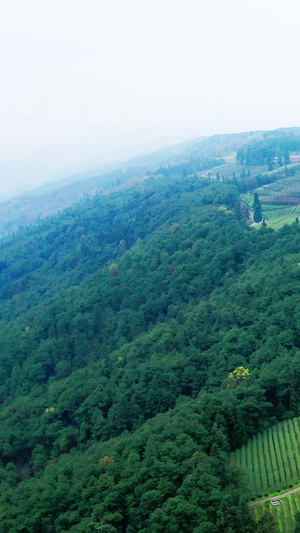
top-left (2, 0), bottom-right (300, 198)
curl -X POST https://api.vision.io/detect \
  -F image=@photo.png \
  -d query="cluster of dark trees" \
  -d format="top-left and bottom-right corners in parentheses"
top-left (153, 157), bottom-right (225, 179)
top-left (1, 174), bottom-right (300, 531)
top-left (236, 135), bottom-right (300, 168)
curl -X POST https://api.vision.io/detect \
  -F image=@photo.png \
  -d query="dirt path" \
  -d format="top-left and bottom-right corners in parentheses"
top-left (250, 485), bottom-right (300, 507)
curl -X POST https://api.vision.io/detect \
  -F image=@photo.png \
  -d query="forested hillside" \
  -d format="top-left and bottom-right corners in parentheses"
top-left (0, 128), bottom-right (267, 238)
top-left (2, 171), bottom-right (300, 532)
top-left (2, 127), bottom-right (300, 239)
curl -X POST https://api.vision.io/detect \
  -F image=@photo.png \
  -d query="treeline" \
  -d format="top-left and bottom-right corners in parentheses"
top-left (153, 157), bottom-right (225, 178)
top-left (237, 170), bottom-right (285, 193)
top-left (237, 134), bottom-right (300, 167)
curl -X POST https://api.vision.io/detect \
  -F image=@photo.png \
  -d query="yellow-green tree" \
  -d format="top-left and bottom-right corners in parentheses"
top-left (227, 366), bottom-right (250, 388)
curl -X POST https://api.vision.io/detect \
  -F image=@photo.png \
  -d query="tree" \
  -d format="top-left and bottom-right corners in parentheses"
top-left (86, 525), bottom-right (118, 533)
top-left (227, 366), bottom-right (250, 388)
top-left (119, 239), bottom-right (126, 251)
top-left (253, 192), bottom-right (262, 223)
top-left (170, 223), bottom-right (180, 234)
top-left (295, 510), bottom-right (300, 533)
top-left (236, 148), bottom-right (245, 164)
top-left (256, 510), bottom-right (277, 532)
top-left (109, 263), bottom-right (119, 277)
top-left (284, 150), bottom-right (290, 165)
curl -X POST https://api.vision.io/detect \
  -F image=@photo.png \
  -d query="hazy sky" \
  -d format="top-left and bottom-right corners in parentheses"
top-left (1, 0), bottom-right (300, 193)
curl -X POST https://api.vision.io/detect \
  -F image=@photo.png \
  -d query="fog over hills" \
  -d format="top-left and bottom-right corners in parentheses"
top-left (0, 137), bottom-right (180, 200)
top-left (2, 126), bottom-right (300, 238)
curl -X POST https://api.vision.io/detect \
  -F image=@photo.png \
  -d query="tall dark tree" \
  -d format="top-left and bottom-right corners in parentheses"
top-left (253, 192), bottom-right (262, 223)
top-left (284, 150), bottom-right (290, 165)
top-left (295, 510), bottom-right (300, 533)
top-left (236, 147), bottom-right (245, 164)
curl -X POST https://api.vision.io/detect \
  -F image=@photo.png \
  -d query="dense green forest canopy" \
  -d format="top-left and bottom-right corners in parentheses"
top-left (237, 134), bottom-right (300, 167)
top-left (0, 132), bottom-right (235, 239)
top-left (2, 171), bottom-right (300, 532)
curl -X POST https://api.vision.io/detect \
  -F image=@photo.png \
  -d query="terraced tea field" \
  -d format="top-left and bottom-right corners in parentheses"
top-left (232, 418), bottom-right (300, 531)
top-left (257, 174), bottom-right (300, 200)
top-left (262, 205), bottom-right (300, 228)
top-left (242, 171), bottom-right (300, 228)
top-left (252, 492), bottom-right (300, 533)
top-left (243, 195), bottom-right (300, 229)
top-left (231, 418), bottom-right (300, 500)
top-left (199, 152), bottom-right (268, 180)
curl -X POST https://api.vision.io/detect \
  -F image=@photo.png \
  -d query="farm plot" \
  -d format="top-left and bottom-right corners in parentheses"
top-left (252, 492), bottom-right (300, 533)
top-left (242, 172), bottom-right (300, 228)
top-left (231, 418), bottom-right (300, 500)
top-left (262, 205), bottom-right (300, 229)
top-left (242, 193), bottom-right (300, 229)
top-left (242, 193), bottom-right (254, 206)
top-left (256, 174), bottom-right (300, 200)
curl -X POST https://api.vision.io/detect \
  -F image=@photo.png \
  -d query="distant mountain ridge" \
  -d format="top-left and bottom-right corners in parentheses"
top-left (1, 127), bottom-right (300, 239)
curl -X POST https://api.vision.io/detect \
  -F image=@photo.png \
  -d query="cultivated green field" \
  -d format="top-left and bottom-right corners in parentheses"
top-left (261, 205), bottom-right (300, 229)
top-left (242, 192), bottom-right (300, 229)
top-left (199, 152), bottom-right (269, 179)
top-left (243, 172), bottom-right (300, 228)
top-left (257, 173), bottom-right (300, 199)
top-left (231, 418), bottom-right (300, 500)
top-left (252, 492), bottom-right (300, 533)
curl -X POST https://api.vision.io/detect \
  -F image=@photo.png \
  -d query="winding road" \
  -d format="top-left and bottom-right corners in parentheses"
top-left (250, 485), bottom-right (300, 507)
